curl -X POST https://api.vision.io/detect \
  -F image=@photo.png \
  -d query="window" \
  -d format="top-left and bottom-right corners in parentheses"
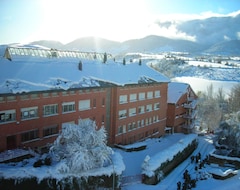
top-left (102, 115), bottom-right (105, 124)
top-left (0, 110), bottom-right (16, 123)
top-left (0, 97), bottom-right (4, 102)
top-left (118, 126), bottom-right (123, 134)
top-left (139, 92), bottom-right (145, 100)
top-left (102, 98), bottom-right (105, 106)
top-left (30, 93), bottom-right (39, 99)
top-left (119, 110), bottom-right (127, 119)
top-left (51, 92), bottom-right (58, 97)
top-left (154, 103), bottom-right (160, 110)
top-left (147, 91), bottom-right (153, 99)
top-left (155, 90), bottom-right (160, 98)
top-left (138, 106), bottom-right (145, 114)
top-left (43, 125), bottom-right (58, 137)
top-left (119, 95), bottom-right (127, 104)
top-left (21, 129), bottom-right (39, 142)
top-left (93, 99), bottom-right (96, 108)
top-left (138, 120), bottom-right (141, 128)
top-left (129, 108), bottom-right (136, 116)
top-left (42, 92), bottom-right (50, 98)
top-left (146, 104), bottom-right (152, 112)
top-left (129, 93), bottom-right (137, 102)
top-left (128, 123), bottom-right (132, 131)
top-left (79, 99), bottom-right (90, 111)
top-left (62, 102), bottom-right (75, 113)
top-left (62, 91), bottom-right (68, 96)
top-left (145, 118), bottom-right (149, 126)
top-left (43, 104), bottom-right (58, 116)
top-left (132, 122), bottom-right (136, 129)
top-left (7, 96), bottom-right (16, 101)
top-left (21, 107), bottom-right (38, 119)
top-left (20, 94), bottom-right (29, 100)
top-left (141, 119), bottom-right (144, 127)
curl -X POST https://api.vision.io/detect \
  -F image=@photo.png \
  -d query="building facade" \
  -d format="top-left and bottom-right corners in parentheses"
top-left (0, 88), bottom-right (108, 152)
top-left (167, 82), bottom-right (198, 133)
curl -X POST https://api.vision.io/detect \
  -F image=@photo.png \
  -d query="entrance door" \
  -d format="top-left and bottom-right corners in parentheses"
top-left (7, 135), bottom-right (17, 150)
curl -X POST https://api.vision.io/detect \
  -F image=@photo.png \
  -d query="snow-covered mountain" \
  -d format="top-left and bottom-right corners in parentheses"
top-left (1, 14), bottom-right (240, 55)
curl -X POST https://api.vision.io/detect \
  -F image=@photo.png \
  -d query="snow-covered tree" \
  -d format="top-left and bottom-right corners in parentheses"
top-left (218, 111), bottom-right (240, 156)
top-left (50, 119), bottom-right (113, 173)
top-left (228, 83), bottom-right (240, 112)
top-left (197, 92), bottom-right (222, 131)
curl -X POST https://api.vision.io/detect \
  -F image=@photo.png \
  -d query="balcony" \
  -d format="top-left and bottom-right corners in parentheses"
top-left (183, 110), bottom-right (197, 119)
top-left (184, 100), bottom-right (197, 109)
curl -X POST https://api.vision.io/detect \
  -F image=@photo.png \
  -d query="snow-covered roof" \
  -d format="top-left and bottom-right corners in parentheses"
top-left (167, 82), bottom-right (189, 104)
top-left (0, 46), bottom-right (169, 94)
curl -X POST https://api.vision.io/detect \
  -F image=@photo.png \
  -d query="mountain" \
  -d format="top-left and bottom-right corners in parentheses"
top-left (205, 40), bottom-right (240, 55)
top-left (63, 37), bottom-right (121, 54)
top-left (121, 35), bottom-right (204, 53)
top-left (29, 40), bottom-right (64, 49)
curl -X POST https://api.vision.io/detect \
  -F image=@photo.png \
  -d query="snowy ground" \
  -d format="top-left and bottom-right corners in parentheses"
top-left (114, 134), bottom-right (240, 190)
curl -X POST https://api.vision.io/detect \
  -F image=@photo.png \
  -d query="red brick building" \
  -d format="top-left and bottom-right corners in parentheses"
top-left (0, 46), bottom-right (171, 152)
top-left (167, 82), bottom-right (198, 134)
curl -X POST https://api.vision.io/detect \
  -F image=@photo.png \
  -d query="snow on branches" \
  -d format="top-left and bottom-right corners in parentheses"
top-left (50, 119), bottom-right (113, 174)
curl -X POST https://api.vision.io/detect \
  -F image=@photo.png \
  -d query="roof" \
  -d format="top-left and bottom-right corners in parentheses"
top-left (0, 46), bottom-right (170, 94)
top-left (167, 82), bottom-right (189, 104)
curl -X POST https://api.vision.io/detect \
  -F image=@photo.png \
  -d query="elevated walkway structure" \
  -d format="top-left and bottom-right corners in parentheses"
top-left (4, 46), bottom-right (112, 61)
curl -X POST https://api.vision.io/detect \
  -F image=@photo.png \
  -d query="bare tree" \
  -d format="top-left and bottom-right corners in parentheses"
top-left (228, 83), bottom-right (240, 112)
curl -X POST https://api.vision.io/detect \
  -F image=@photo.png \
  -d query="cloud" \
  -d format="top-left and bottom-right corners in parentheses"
top-left (151, 11), bottom-right (240, 43)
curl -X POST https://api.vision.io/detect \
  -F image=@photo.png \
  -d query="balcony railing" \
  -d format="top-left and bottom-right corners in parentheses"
top-left (183, 110), bottom-right (197, 119)
top-left (184, 100), bottom-right (197, 109)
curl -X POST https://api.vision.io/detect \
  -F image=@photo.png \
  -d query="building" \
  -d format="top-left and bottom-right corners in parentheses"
top-left (0, 45), bottom-right (171, 152)
top-left (167, 82), bottom-right (198, 134)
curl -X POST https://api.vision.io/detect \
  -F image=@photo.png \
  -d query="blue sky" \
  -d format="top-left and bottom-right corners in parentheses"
top-left (0, 0), bottom-right (240, 44)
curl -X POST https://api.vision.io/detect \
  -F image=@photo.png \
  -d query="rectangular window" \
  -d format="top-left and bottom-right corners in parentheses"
top-left (0, 97), bottom-right (4, 102)
top-left (147, 91), bottom-right (153, 99)
top-left (119, 110), bottom-right (127, 119)
top-left (139, 92), bottom-right (145, 100)
top-left (141, 119), bottom-right (144, 127)
top-left (0, 110), bottom-right (16, 123)
top-left (118, 126), bottom-right (123, 134)
top-left (43, 125), bottom-right (58, 137)
top-left (93, 99), bottom-right (96, 108)
top-left (43, 104), bottom-right (58, 116)
top-left (145, 118), bottom-right (149, 126)
top-left (128, 123), bottom-right (132, 131)
top-left (62, 102), bottom-right (75, 113)
top-left (79, 99), bottom-right (90, 111)
top-left (7, 96), bottom-right (16, 101)
top-left (154, 102), bottom-right (160, 110)
top-left (119, 95), bottom-right (127, 104)
top-left (138, 120), bottom-right (141, 128)
top-left (20, 94), bottom-right (29, 100)
top-left (102, 98), bottom-right (105, 106)
top-left (62, 91), bottom-right (68, 96)
top-left (129, 93), bottom-right (137, 102)
top-left (129, 108), bottom-right (136, 116)
top-left (138, 106), bottom-right (145, 114)
top-left (42, 92), bottom-right (50, 98)
top-left (123, 125), bottom-right (126, 133)
top-left (21, 129), bottom-right (39, 142)
top-left (132, 122), bottom-right (136, 129)
top-left (146, 104), bottom-right (152, 112)
top-left (30, 93), bottom-right (39, 99)
top-left (155, 90), bottom-right (160, 98)
top-left (21, 107), bottom-right (38, 120)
